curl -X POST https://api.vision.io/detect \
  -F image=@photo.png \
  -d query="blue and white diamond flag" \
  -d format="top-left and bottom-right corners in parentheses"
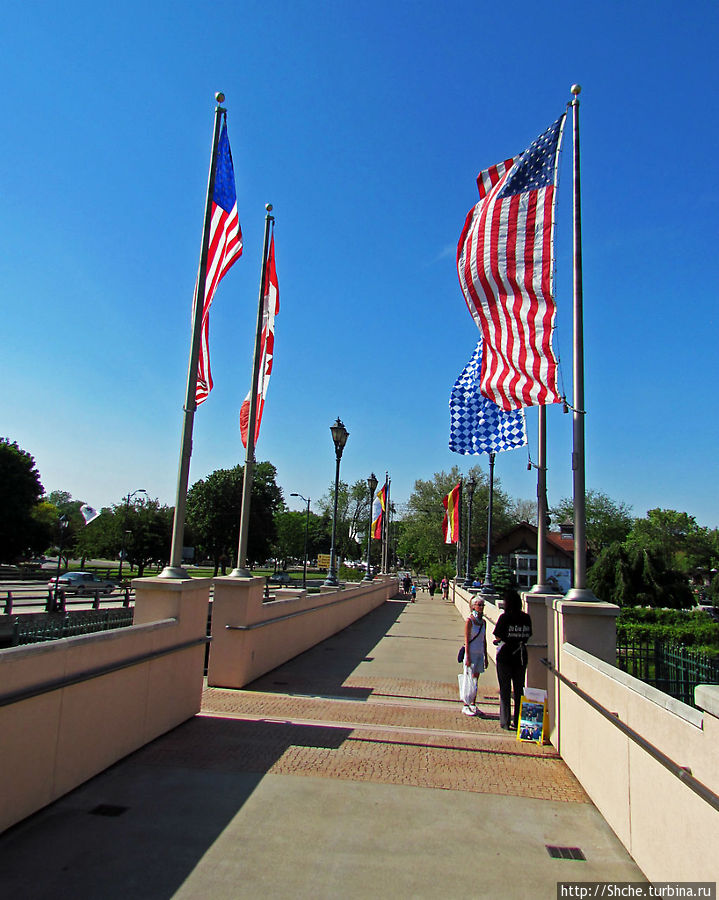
top-left (449, 337), bottom-right (527, 455)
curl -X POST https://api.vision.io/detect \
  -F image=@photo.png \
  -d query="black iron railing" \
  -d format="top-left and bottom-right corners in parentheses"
top-left (616, 637), bottom-right (719, 707)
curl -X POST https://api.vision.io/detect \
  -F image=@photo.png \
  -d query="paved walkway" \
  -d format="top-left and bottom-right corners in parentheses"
top-left (0, 589), bottom-right (644, 898)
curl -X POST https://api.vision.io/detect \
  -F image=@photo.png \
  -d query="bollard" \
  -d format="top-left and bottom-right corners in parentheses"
top-left (92, 591), bottom-right (100, 610)
top-left (4, 592), bottom-right (12, 615)
top-left (57, 589), bottom-right (66, 614)
top-left (123, 586), bottom-right (130, 608)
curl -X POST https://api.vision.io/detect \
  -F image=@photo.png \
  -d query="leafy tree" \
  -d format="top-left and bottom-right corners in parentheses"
top-left (316, 479), bottom-right (370, 563)
top-left (551, 489), bottom-right (633, 554)
top-left (274, 510), bottom-right (309, 568)
top-left (0, 439), bottom-right (46, 562)
top-left (45, 490), bottom-right (86, 567)
top-left (186, 461), bottom-right (283, 573)
top-left (627, 508), bottom-right (718, 576)
top-left (587, 541), bottom-right (693, 608)
top-left (397, 465), bottom-right (512, 574)
top-left (509, 498), bottom-right (538, 526)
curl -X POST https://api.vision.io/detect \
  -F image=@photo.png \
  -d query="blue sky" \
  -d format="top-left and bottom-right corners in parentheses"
top-left (2, 0), bottom-right (718, 528)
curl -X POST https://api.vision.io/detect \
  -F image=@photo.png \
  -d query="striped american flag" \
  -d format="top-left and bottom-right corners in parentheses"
top-left (196, 119), bottom-right (243, 405)
top-left (457, 116), bottom-right (565, 411)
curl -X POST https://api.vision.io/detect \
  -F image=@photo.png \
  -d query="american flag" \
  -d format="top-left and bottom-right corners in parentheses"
top-left (457, 116), bottom-right (565, 411)
top-left (240, 232), bottom-right (279, 447)
top-left (196, 118), bottom-right (243, 405)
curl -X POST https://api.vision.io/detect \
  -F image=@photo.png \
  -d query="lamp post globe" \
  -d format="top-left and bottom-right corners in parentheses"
top-left (363, 472), bottom-right (378, 581)
top-left (324, 418), bottom-right (349, 587)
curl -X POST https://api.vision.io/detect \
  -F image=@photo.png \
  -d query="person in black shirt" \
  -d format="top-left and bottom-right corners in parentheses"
top-left (493, 589), bottom-right (533, 731)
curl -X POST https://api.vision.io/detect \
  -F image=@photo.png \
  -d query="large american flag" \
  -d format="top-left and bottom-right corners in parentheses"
top-left (240, 232), bottom-right (279, 447)
top-left (196, 118), bottom-right (243, 405)
top-left (457, 116), bottom-right (565, 411)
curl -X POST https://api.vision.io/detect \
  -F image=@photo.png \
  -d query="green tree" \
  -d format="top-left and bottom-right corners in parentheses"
top-left (627, 508), bottom-right (718, 576)
top-left (186, 461), bottom-right (283, 573)
top-left (587, 541), bottom-right (693, 608)
top-left (551, 489), bottom-right (633, 554)
top-left (274, 510), bottom-right (309, 568)
top-left (316, 479), bottom-right (369, 563)
top-left (397, 465), bottom-right (512, 574)
top-left (0, 439), bottom-right (46, 562)
top-left (45, 490), bottom-right (86, 568)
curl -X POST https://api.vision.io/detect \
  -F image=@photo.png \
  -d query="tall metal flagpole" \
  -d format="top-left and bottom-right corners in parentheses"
top-left (480, 453), bottom-right (496, 597)
top-left (566, 83), bottom-right (597, 602)
top-left (455, 479), bottom-right (463, 582)
top-left (161, 95), bottom-right (226, 579)
top-left (231, 205), bottom-right (275, 577)
top-left (531, 408), bottom-right (551, 593)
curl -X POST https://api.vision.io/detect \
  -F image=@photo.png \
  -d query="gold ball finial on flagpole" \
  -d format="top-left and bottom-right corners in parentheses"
top-left (215, 92), bottom-right (226, 104)
top-left (571, 84), bottom-right (581, 96)
top-left (265, 203), bottom-right (273, 212)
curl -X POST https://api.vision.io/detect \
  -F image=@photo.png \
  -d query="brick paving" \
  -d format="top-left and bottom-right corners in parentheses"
top-left (197, 592), bottom-right (589, 804)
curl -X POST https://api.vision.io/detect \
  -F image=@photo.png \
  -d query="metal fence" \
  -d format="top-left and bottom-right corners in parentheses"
top-left (3, 609), bottom-right (135, 647)
top-left (616, 637), bottom-right (719, 707)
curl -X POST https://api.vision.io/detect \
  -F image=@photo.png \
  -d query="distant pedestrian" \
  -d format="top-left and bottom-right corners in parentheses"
top-left (462, 596), bottom-right (488, 716)
top-left (440, 576), bottom-right (449, 601)
top-left (410, 583), bottom-right (417, 602)
top-left (403, 573), bottom-right (412, 596)
top-left (493, 589), bottom-right (532, 731)
top-left (428, 577), bottom-right (436, 597)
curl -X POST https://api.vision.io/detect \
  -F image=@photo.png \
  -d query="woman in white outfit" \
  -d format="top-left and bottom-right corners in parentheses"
top-left (462, 597), bottom-right (488, 716)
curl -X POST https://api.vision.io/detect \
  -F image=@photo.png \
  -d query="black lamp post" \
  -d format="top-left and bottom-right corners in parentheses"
top-left (463, 477), bottom-right (477, 587)
top-left (364, 472), bottom-right (378, 581)
top-left (324, 417), bottom-right (349, 587)
top-left (290, 492), bottom-right (310, 590)
top-left (48, 515), bottom-right (69, 612)
top-left (481, 453), bottom-right (496, 597)
top-left (118, 489), bottom-right (147, 582)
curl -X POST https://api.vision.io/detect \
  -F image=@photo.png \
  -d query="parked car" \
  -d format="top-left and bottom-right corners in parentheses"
top-left (268, 571), bottom-right (293, 586)
top-left (47, 572), bottom-right (117, 595)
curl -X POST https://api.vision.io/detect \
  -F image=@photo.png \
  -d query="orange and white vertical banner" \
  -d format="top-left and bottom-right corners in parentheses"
top-left (442, 482), bottom-right (461, 544)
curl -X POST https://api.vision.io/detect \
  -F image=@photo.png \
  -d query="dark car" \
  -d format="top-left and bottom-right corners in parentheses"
top-left (47, 572), bottom-right (117, 595)
top-left (268, 571), bottom-right (293, 586)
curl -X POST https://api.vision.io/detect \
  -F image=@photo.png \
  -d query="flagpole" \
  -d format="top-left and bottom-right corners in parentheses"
top-left (566, 84), bottom-right (597, 602)
top-left (531, 408), bottom-right (551, 593)
top-left (480, 453), bottom-right (495, 597)
top-left (231, 205), bottom-right (274, 577)
top-left (161, 94), bottom-right (227, 579)
top-left (455, 479), bottom-right (463, 582)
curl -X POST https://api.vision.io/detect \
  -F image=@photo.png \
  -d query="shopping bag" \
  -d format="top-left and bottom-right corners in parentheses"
top-left (458, 666), bottom-right (477, 706)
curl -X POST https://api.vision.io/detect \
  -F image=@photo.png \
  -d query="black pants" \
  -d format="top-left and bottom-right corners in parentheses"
top-left (496, 656), bottom-right (527, 729)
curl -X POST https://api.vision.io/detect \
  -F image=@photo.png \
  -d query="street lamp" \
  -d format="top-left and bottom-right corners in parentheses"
top-left (290, 492), bottom-right (310, 590)
top-left (463, 476), bottom-right (477, 587)
top-left (48, 515), bottom-right (69, 612)
top-left (364, 472), bottom-right (378, 581)
top-left (323, 417), bottom-right (349, 587)
top-left (481, 454), bottom-right (496, 598)
top-left (119, 489), bottom-right (147, 582)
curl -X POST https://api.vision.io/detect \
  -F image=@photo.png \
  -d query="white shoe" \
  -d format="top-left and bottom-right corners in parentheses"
top-left (468, 705), bottom-right (478, 715)
top-left (462, 706), bottom-right (474, 716)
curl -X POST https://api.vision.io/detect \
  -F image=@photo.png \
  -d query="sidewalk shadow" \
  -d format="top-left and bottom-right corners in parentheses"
top-left (0, 713), bottom-right (353, 899)
top-left (244, 598), bottom-right (409, 699)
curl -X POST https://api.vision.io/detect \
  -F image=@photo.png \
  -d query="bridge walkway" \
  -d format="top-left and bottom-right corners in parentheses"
top-left (0, 588), bottom-right (644, 898)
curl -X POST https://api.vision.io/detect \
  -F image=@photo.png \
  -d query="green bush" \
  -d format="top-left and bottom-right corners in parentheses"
top-left (617, 608), bottom-right (719, 656)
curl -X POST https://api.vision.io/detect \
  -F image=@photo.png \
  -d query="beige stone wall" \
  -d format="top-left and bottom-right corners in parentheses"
top-left (0, 577), bottom-right (210, 834)
top-left (556, 643), bottom-right (719, 881)
top-left (208, 576), bottom-right (396, 689)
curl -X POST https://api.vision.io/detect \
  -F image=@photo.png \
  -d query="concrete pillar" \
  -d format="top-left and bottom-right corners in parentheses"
top-left (207, 576), bottom-right (265, 688)
top-left (133, 576), bottom-right (212, 643)
top-left (522, 591), bottom-right (559, 694)
top-left (546, 596), bottom-right (620, 749)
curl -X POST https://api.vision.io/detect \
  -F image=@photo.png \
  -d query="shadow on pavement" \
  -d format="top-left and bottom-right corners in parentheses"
top-left (244, 596), bottom-right (409, 699)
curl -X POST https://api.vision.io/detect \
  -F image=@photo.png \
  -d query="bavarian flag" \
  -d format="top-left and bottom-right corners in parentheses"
top-left (372, 484), bottom-right (387, 539)
top-left (442, 483), bottom-right (460, 544)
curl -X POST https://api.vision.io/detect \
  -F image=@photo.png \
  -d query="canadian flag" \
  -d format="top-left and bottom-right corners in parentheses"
top-left (240, 234), bottom-right (279, 448)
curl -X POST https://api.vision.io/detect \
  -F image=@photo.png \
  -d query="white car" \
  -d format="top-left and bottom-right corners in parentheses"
top-left (47, 572), bottom-right (117, 595)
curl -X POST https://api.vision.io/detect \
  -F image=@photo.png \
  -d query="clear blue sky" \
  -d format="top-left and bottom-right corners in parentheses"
top-left (3, 0), bottom-right (718, 528)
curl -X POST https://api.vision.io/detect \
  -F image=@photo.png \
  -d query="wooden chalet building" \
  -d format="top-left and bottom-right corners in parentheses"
top-left (491, 521), bottom-right (577, 593)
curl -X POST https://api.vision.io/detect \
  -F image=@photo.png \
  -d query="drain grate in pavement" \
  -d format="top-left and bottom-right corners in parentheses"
top-left (89, 804), bottom-right (129, 817)
top-left (546, 846), bottom-right (586, 860)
